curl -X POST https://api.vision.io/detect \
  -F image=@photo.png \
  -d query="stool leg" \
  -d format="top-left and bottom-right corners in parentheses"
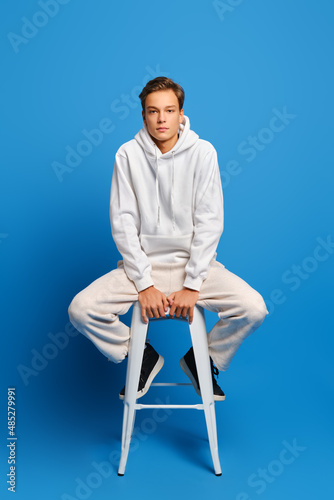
top-left (189, 306), bottom-right (222, 476)
top-left (118, 303), bottom-right (148, 476)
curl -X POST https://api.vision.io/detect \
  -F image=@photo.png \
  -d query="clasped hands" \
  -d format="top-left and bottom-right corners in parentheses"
top-left (138, 286), bottom-right (199, 324)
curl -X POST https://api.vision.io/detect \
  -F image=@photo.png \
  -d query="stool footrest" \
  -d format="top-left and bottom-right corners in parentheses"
top-left (135, 403), bottom-right (204, 410)
top-left (151, 382), bottom-right (192, 386)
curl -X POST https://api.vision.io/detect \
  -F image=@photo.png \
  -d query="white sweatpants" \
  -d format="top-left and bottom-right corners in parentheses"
top-left (68, 260), bottom-right (268, 371)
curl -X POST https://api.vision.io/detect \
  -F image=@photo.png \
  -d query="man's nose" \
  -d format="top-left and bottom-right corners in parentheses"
top-left (158, 112), bottom-right (166, 122)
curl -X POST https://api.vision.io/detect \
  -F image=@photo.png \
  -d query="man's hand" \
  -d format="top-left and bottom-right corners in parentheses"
top-left (138, 286), bottom-right (169, 323)
top-left (167, 288), bottom-right (199, 324)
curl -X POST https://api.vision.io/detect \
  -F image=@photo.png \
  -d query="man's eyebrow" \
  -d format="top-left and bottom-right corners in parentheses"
top-left (146, 105), bottom-right (177, 109)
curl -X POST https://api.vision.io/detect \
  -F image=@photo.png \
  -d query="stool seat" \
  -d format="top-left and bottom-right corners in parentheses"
top-left (118, 302), bottom-right (222, 476)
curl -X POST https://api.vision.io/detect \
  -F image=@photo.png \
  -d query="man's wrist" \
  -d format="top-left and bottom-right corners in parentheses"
top-left (139, 285), bottom-right (154, 294)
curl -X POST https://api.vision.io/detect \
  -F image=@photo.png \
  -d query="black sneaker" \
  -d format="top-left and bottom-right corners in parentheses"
top-left (180, 347), bottom-right (225, 401)
top-left (119, 343), bottom-right (164, 400)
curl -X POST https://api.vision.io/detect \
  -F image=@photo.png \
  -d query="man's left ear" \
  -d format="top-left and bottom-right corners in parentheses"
top-left (179, 108), bottom-right (184, 123)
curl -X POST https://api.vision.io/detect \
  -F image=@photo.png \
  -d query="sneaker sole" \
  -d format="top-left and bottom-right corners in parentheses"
top-left (119, 355), bottom-right (164, 400)
top-left (179, 357), bottom-right (225, 402)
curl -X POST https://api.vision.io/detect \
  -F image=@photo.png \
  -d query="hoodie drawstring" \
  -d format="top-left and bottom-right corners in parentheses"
top-left (171, 151), bottom-right (176, 230)
top-left (155, 153), bottom-right (161, 228)
top-left (154, 147), bottom-right (176, 231)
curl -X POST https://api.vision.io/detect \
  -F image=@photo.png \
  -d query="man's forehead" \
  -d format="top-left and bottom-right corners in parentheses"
top-left (145, 89), bottom-right (178, 106)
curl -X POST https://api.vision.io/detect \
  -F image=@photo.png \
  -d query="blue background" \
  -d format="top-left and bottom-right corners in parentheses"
top-left (1, 0), bottom-right (334, 499)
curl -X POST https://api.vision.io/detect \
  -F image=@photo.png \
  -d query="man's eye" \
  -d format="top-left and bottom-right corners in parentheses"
top-left (149, 110), bottom-right (156, 114)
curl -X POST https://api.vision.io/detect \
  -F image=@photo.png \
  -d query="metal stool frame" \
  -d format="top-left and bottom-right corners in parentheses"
top-left (118, 302), bottom-right (222, 476)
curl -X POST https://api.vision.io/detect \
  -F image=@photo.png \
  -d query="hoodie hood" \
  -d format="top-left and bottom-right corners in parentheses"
top-left (134, 115), bottom-right (199, 229)
top-left (134, 115), bottom-right (199, 158)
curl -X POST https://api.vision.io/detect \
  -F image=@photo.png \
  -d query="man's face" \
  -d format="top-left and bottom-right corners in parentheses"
top-left (142, 89), bottom-right (184, 147)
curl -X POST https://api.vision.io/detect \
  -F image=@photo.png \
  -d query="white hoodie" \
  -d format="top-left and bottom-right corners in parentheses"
top-left (110, 115), bottom-right (224, 292)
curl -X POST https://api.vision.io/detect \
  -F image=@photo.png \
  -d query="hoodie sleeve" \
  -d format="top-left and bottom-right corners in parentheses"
top-left (183, 147), bottom-right (224, 291)
top-left (110, 152), bottom-right (154, 292)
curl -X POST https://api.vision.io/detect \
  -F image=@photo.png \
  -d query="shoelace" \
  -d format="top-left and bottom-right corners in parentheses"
top-left (139, 350), bottom-right (150, 387)
top-left (210, 359), bottom-right (219, 385)
top-left (139, 365), bottom-right (148, 386)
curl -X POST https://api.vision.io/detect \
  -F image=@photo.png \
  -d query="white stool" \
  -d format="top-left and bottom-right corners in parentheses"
top-left (118, 301), bottom-right (222, 476)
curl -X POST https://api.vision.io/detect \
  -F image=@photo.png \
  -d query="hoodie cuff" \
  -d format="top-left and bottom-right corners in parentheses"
top-left (183, 275), bottom-right (204, 292)
top-left (134, 274), bottom-right (155, 293)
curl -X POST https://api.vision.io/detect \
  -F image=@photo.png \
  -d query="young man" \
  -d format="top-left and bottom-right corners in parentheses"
top-left (68, 77), bottom-right (268, 401)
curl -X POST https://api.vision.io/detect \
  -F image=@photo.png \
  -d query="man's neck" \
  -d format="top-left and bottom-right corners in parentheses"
top-left (151, 133), bottom-right (179, 154)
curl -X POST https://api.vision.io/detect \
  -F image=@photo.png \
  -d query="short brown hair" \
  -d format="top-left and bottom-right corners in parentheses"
top-left (139, 76), bottom-right (185, 112)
